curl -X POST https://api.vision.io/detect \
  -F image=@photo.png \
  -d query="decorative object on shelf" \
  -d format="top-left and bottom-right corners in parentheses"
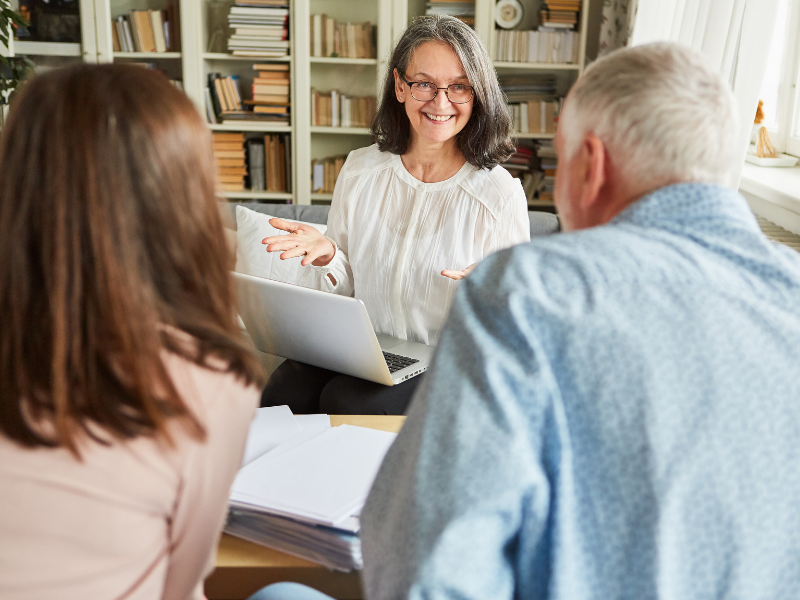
top-left (495, 0), bottom-right (524, 29)
top-left (227, 1), bottom-right (289, 58)
top-left (426, 2), bottom-right (475, 28)
top-left (745, 99), bottom-right (799, 168)
top-left (0, 0), bottom-right (35, 110)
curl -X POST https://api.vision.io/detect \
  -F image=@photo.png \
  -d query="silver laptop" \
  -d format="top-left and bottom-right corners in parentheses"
top-left (234, 272), bottom-right (434, 386)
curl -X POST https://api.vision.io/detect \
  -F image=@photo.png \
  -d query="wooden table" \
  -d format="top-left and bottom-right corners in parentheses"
top-left (205, 415), bottom-right (406, 600)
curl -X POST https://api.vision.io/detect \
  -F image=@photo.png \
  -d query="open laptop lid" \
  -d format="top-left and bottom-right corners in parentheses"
top-left (233, 272), bottom-right (396, 385)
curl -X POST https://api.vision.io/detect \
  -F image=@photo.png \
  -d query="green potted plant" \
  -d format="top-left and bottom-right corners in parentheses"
top-left (1, 0), bottom-right (35, 126)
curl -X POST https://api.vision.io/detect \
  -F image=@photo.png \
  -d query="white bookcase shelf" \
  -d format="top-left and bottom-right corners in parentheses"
top-left (310, 57), bottom-right (378, 65)
top-left (13, 41), bottom-right (82, 57)
top-left (210, 124), bottom-right (293, 133)
top-left (494, 62), bottom-right (582, 71)
top-left (113, 52), bottom-right (182, 59)
top-left (5, 0), bottom-right (593, 205)
top-left (310, 126), bottom-right (372, 135)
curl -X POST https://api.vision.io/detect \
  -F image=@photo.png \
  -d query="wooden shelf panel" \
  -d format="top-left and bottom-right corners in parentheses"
top-left (310, 126), bottom-right (371, 135)
top-left (310, 193), bottom-right (334, 200)
top-left (310, 57), bottom-right (377, 65)
top-left (114, 52), bottom-right (182, 59)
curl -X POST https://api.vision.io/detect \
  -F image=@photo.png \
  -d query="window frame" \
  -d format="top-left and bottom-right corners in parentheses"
top-left (772, 0), bottom-right (800, 157)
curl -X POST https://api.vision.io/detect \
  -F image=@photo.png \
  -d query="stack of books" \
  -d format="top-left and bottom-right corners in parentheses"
top-left (311, 155), bottom-right (346, 193)
top-left (213, 132), bottom-right (247, 191)
top-left (206, 68), bottom-right (290, 125)
top-left (494, 28), bottom-right (579, 63)
top-left (311, 89), bottom-right (376, 128)
top-left (502, 145), bottom-right (533, 174)
top-left (426, 1), bottom-right (475, 27)
top-left (502, 77), bottom-right (561, 134)
top-left (226, 406), bottom-right (397, 572)
top-left (111, 7), bottom-right (179, 53)
top-left (535, 140), bottom-right (558, 203)
top-left (227, 1), bottom-right (290, 57)
top-left (309, 16), bottom-right (376, 58)
top-left (540, 0), bottom-right (580, 29)
top-left (250, 63), bottom-right (290, 122)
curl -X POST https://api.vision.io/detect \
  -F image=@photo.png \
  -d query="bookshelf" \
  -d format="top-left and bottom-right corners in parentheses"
top-left (4, 0), bottom-right (595, 207)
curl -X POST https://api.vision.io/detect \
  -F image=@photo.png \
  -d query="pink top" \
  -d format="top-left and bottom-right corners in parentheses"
top-left (0, 350), bottom-right (260, 600)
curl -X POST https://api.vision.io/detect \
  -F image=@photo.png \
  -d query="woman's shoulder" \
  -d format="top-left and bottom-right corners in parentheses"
top-left (341, 144), bottom-right (396, 179)
top-left (459, 164), bottom-right (525, 217)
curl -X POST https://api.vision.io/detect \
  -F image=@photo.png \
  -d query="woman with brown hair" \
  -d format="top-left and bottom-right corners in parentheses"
top-left (261, 15), bottom-right (530, 416)
top-left (0, 64), bottom-right (264, 599)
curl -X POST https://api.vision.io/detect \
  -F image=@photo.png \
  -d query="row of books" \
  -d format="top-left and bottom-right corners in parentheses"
top-left (509, 100), bottom-right (560, 135)
top-left (425, 1), bottom-right (475, 27)
top-left (206, 64), bottom-right (290, 125)
top-left (312, 155), bottom-right (346, 193)
top-left (540, 0), bottom-right (580, 29)
top-left (214, 133), bottom-right (248, 191)
top-left (247, 134), bottom-right (292, 192)
top-left (110, 8), bottom-right (179, 53)
top-left (310, 89), bottom-right (377, 128)
top-left (228, 3), bottom-right (290, 57)
top-left (494, 27), bottom-right (579, 63)
top-left (310, 16), bottom-right (377, 59)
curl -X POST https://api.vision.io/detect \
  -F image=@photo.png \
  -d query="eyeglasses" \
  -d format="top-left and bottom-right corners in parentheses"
top-left (401, 76), bottom-right (474, 104)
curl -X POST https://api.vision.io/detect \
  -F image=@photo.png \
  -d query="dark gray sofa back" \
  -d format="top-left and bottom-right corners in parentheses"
top-left (220, 202), bottom-right (560, 238)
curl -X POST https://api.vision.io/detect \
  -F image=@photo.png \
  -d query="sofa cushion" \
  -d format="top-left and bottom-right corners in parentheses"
top-left (234, 205), bottom-right (327, 285)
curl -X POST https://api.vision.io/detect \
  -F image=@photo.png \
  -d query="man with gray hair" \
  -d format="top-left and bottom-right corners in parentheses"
top-left (360, 42), bottom-right (800, 599)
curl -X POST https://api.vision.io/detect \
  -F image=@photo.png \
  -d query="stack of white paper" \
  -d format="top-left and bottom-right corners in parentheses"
top-left (224, 407), bottom-right (396, 571)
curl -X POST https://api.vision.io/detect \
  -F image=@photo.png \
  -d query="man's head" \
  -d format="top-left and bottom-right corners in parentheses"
top-left (555, 42), bottom-right (739, 231)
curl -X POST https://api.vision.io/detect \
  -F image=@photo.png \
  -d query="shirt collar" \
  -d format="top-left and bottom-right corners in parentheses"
top-left (610, 182), bottom-right (759, 234)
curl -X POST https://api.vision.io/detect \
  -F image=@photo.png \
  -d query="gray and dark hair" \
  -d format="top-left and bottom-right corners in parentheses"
top-left (561, 42), bottom-right (739, 188)
top-left (372, 15), bottom-right (514, 169)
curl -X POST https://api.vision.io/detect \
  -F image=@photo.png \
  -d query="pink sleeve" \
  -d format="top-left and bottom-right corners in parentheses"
top-left (159, 370), bottom-right (259, 600)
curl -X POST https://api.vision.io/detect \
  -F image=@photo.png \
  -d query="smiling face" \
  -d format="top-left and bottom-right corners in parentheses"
top-left (394, 40), bottom-right (474, 152)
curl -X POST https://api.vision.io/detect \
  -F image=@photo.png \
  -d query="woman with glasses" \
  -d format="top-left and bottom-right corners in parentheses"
top-left (261, 15), bottom-right (530, 415)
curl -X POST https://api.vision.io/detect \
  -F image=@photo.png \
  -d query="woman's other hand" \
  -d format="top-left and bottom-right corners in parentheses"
top-left (262, 218), bottom-right (336, 267)
top-left (441, 263), bottom-right (477, 281)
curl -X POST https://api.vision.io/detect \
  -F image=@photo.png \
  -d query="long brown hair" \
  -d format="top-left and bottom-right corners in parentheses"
top-left (372, 15), bottom-right (515, 169)
top-left (0, 64), bottom-right (264, 455)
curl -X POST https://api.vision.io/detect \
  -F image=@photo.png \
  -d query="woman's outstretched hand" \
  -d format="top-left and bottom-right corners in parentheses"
top-left (262, 218), bottom-right (336, 267)
top-left (441, 263), bottom-right (478, 281)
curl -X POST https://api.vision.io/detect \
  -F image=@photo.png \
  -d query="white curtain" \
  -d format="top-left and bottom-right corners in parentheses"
top-left (630, 0), bottom-right (780, 186)
top-left (598, 0), bottom-right (639, 56)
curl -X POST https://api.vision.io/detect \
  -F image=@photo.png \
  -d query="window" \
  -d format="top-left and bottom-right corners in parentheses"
top-left (759, 0), bottom-right (800, 157)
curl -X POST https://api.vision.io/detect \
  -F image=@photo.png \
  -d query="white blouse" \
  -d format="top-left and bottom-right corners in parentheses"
top-left (298, 144), bottom-right (530, 345)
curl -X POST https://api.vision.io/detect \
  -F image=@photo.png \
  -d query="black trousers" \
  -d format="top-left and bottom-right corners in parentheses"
top-left (260, 359), bottom-right (423, 415)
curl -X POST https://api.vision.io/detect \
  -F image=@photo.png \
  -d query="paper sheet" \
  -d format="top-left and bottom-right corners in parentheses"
top-left (241, 405), bottom-right (302, 467)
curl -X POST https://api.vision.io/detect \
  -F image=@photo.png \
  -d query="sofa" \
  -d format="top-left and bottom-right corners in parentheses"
top-left (222, 202), bottom-right (560, 376)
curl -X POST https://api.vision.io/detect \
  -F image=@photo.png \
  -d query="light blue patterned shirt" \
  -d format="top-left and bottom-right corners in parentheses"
top-left (361, 183), bottom-right (800, 600)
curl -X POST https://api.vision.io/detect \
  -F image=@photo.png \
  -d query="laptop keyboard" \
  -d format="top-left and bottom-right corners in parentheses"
top-left (383, 352), bottom-right (419, 374)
